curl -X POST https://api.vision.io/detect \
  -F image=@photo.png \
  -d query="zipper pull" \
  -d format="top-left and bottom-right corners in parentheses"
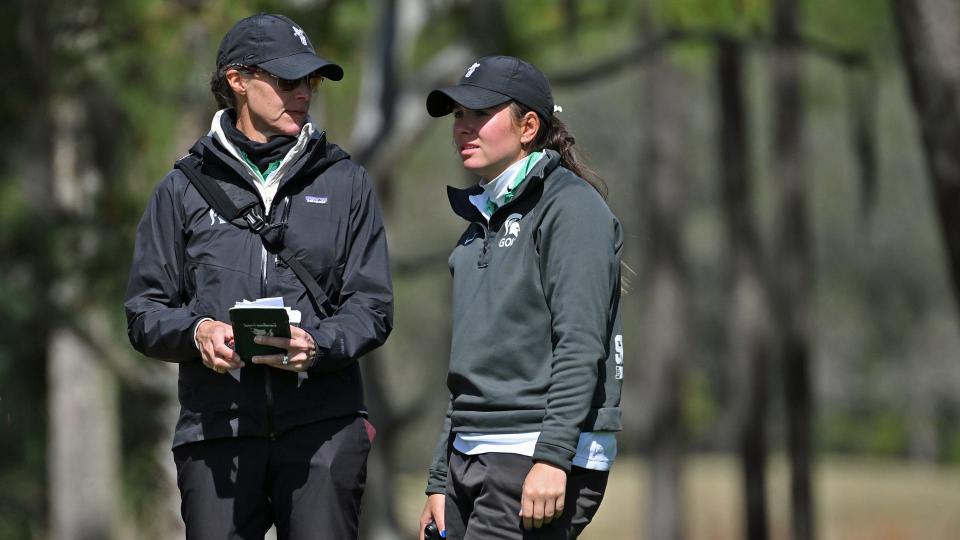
top-left (476, 222), bottom-right (490, 269)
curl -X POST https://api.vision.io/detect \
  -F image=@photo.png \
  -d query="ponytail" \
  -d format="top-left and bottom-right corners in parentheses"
top-left (510, 102), bottom-right (608, 199)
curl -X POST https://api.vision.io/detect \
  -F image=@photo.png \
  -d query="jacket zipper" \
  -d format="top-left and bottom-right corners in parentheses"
top-left (478, 199), bottom-right (516, 268)
top-left (476, 221), bottom-right (491, 269)
top-left (223, 128), bottom-right (298, 441)
top-left (261, 202), bottom-right (276, 441)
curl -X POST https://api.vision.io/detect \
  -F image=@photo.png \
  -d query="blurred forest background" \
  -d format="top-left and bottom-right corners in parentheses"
top-left (3, 0), bottom-right (960, 539)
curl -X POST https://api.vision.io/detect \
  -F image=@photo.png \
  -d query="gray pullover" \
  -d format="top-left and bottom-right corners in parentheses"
top-left (426, 150), bottom-right (623, 494)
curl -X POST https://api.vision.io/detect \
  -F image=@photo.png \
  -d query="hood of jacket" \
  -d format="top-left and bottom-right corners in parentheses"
top-left (189, 109), bottom-right (352, 202)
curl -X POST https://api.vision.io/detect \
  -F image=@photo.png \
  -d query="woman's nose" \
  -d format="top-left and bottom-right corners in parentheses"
top-left (454, 118), bottom-right (471, 134)
top-left (292, 81), bottom-right (311, 100)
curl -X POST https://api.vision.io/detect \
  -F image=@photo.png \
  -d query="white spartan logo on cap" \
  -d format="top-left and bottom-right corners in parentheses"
top-left (292, 26), bottom-right (308, 46)
top-left (465, 62), bottom-right (480, 78)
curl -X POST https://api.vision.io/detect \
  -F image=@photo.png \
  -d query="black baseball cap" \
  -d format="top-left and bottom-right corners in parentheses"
top-left (217, 13), bottom-right (343, 81)
top-left (426, 55), bottom-right (553, 120)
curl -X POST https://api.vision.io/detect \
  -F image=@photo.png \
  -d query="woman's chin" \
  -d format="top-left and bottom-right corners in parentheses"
top-left (460, 160), bottom-right (487, 177)
top-left (278, 115), bottom-right (306, 135)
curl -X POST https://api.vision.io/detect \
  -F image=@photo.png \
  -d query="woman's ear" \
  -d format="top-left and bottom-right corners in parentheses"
top-left (225, 68), bottom-right (247, 96)
top-left (519, 111), bottom-right (541, 145)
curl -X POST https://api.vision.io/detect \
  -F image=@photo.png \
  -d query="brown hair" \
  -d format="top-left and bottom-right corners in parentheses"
top-left (210, 65), bottom-right (257, 110)
top-left (210, 68), bottom-right (235, 109)
top-left (510, 102), bottom-right (607, 199)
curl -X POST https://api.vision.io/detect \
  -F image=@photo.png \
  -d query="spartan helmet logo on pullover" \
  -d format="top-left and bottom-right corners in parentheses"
top-left (499, 214), bottom-right (523, 248)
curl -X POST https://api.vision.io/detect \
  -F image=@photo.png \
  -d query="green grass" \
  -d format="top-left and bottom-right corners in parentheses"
top-left (396, 453), bottom-right (960, 539)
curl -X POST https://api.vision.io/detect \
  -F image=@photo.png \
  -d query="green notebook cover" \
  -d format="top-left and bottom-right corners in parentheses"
top-left (229, 306), bottom-right (291, 360)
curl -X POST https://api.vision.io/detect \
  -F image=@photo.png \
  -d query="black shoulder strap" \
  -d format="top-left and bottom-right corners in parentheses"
top-left (175, 153), bottom-right (247, 221)
top-left (175, 152), bottom-right (334, 318)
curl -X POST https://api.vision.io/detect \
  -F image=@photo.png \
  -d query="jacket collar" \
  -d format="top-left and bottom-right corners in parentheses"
top-left (191, 113), bottom-right (349, 194)
top-left (207, 108), bottom-right (319, 186)
top-left (447, 149), bottom-right (561, 223)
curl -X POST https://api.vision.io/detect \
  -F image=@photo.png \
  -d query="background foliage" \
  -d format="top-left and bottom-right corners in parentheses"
top-left (2, 0), bottom-right (959, 538)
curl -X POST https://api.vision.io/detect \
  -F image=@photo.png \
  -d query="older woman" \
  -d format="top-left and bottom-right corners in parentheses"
top-left (125, 13), bottom-right (392, 539)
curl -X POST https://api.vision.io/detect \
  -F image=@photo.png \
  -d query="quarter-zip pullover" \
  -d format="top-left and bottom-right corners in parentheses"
top-left (426, 150), bottom-right (624, 493)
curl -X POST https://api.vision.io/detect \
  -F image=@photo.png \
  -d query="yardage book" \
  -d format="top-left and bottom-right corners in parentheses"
top-left (228, 297), bottom-right (302, 360)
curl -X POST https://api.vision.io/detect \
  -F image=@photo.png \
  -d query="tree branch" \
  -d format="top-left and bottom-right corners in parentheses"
top-left (361, 43), bottom-right (475, 181)
top-left (550, 29), bottom-right (869, 89)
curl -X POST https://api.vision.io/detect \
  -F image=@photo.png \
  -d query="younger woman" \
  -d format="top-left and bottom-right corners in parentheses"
top-left (418, 55), bottom-right (624, 539)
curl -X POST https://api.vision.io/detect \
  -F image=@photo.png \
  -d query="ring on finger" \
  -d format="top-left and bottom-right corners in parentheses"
top-left (282, 354), bottom-right (289, 366)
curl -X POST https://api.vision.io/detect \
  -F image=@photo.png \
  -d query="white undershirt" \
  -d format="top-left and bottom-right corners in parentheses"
top-left (453, 431), bottom-right (617, 471)
top-left (468, 152), bottom-right (546, 220)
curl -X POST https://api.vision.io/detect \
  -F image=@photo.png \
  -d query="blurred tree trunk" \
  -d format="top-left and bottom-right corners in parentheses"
top-left (891, 0), bottom-right (960, 318)
top-left (48, 94), bottom-right (121, 540)
top-left (49, 330), bottom-right (119, 540)
top-left (637, 1), bottom-right (688, 535)
top-left (349, 2), bottom-right (476, 538)
top-left (349, 2), bottom-right (420, 538)
top-left (18, 2), bottom-right (121, 538)
top-left (716, 37), bottom-right (772, 540)
top-left (350, 0), bottom-right (473, 191)
top-left (639, 53), bottom-right (689, 540)
top-left (770, 1), bottom-right (815, 539)
top-left (464, 0), bottom-right (511, 54)
top-left (360, 350), bottom-right (403, 540)
top-left (350, 0), bottom-right (400, 169)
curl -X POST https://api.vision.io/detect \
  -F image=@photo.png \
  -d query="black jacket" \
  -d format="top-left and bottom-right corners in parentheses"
top-left (125, 124), bottom-right (393, 447)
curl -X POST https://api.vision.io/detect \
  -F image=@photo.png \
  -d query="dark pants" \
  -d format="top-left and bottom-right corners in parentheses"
top-left (445, 450), bottom-right (608, 540)
top-left (173, 416), bottom-right (371, 540)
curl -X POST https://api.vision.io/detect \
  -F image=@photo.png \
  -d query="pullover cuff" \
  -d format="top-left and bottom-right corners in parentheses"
top-left (532, 441), bottom-right (576, 473)
top-left (425, 469), bottom-right (447, 496)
